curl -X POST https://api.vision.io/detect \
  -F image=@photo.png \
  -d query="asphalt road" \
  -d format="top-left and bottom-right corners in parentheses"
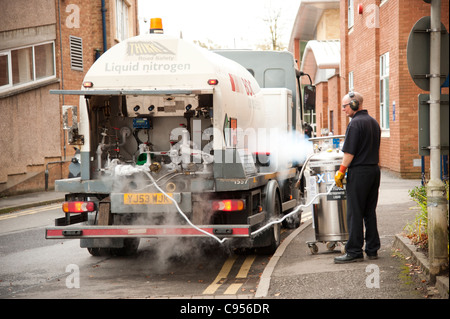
top-left (0, 203), bottom-right (281, 299)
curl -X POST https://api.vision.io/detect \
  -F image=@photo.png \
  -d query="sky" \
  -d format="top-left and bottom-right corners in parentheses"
top-left (137, 0), bottom-right (301, 49)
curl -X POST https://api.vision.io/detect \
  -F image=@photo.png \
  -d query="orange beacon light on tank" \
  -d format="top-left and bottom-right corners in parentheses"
top-left (150, 18), bottom-right (163, 34)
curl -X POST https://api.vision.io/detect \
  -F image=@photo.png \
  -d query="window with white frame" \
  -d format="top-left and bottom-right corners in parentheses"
top-left (0, 42), bottom-right (55, 92)
top-left (380, 52), bottom-right (390, 130)
top-left (0, 53), bottom-right (10, 87)
top-left (116, 0), bottom-right (129, 42)
top-left (348, 0), bottom-right (354, 29)
top-left (35, 42), bottom-right (56, 79)
top-left (348, 71), bottom-right (354, 92)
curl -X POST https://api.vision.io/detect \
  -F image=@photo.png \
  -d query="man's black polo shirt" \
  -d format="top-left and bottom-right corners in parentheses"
top-left (342, 110), bottom-right (381, 168)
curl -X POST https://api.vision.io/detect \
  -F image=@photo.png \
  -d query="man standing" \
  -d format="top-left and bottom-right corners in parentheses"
top-left (334, 91), bottom-right (381, 263)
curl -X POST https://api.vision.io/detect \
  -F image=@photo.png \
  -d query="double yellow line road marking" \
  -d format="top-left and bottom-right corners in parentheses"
top-left (202, 254), bottom-right (257, 295)
top-left (202, 211), bottom-right (312, 296)
top-left (0, 203), bottom-right (60, 221)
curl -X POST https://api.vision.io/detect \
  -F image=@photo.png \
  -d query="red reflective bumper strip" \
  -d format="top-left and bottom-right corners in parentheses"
top-left (46, 226), bottom-right (249, 238)
top-left (46, 229), bottom-right (64, 237)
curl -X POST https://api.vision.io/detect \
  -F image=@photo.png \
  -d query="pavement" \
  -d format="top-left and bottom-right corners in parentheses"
top-left (256, 170), bottom-right (449, 299)
top-left (0, 171), bottom-right (448, 300)
top-left (0, 190), bottom-right (66, 214)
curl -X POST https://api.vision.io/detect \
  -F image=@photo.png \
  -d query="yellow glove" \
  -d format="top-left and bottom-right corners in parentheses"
top-left (334, 165), bottom-right (347, 188)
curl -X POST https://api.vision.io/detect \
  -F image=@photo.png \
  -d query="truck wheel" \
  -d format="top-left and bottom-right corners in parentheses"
top-left (258, 181), bottom-right (281, 255)
top-left (110, 238), bottom-right (140, 256)
top-left (87, 247), bottom-right (110, 256)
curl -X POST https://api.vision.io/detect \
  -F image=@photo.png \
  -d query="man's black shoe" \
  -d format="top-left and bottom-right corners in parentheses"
top-left (334, 253), bottom-right (364, 264)
top-left (366, 253), bottom-right (378, 260)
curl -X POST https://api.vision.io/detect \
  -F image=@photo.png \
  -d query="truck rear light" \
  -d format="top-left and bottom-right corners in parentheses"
top-left (83, 81), bottom-right (93, 88)
top-left (63, 201), bottom-right (95, 213)
top-left (207, 79), bottom-right (219, 85)
top-left (212, 199), bottom-right (245, 212)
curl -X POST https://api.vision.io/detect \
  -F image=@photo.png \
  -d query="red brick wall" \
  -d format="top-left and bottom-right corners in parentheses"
top-left (327, 75), bottom-right (343, 135)
top-left (54, 0), bottom-right (139, 159)
top-left (397, 0), bottom-right (449, 178)
top-left (0, 0), bottom-right (138, 194)
top-left (294, 38), bottom-right (301, 69)
top-left (315, 74), bottom-right (344, 137)
top-left (56, 0), bottom-right (105, 105)
top-left (340, 0), bottom-right (449, 178)
top-left (315, 82), bottom-right (329, 135)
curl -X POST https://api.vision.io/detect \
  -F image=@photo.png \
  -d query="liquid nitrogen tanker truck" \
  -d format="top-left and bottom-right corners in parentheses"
top-left (45, 19), bottom-right (316, 256)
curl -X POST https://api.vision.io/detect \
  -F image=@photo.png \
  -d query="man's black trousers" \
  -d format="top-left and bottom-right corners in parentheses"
top-left (345, 165), bottom-right (381, 257)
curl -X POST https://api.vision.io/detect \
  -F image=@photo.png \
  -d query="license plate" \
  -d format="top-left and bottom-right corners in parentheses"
top-left (123, 193), bottom-right (173, 205)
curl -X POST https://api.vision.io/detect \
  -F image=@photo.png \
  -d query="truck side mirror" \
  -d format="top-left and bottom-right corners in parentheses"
top-left (304, 85), bottom-right (316, 111)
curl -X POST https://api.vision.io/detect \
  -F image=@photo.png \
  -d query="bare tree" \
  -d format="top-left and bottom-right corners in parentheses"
top-left (258, 8), bottom-right (286, 51)
top-left (193, 39), bottom-right (222, 50)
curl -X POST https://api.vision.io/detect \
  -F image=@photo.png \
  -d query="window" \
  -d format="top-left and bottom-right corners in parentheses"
top-left (380, 52), bottom-right (390, 130)
top-left (0, 41), bottom-right (56, 93)
top-left (116, 0), bottom-right (129, 42)
top-left (264, 69), bottom-right (285, 88)
top-left (348, 0), bottom-right (354, 29)
top-left (348, 71), bottom-right (354, 91)
top-left (330, 110), bottom-right (334, 134)
top-left (12, 47), bottom-right (33, 85)
top-left (0, 53), bottom-right (10, 88)
top-left (35, 43), bottom-right (55, 79)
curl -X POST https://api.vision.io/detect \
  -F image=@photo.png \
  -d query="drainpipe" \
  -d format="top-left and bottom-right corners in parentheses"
top-left (57, 0), bottom-right (66, 160)
top-left (101, 0), bottom-right (107, 53)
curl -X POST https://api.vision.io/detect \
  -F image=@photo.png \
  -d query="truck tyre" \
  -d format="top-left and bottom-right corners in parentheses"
top-left (110, 238), bottom-right (140, 256)
top-left (87, 247), bottom-right (110, 256)
top-left (258, 180), bottom-right (281, 255)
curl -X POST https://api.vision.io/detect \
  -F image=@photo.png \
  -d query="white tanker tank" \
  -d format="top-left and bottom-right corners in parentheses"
top-left (46, 19), bottom-right (315, 256)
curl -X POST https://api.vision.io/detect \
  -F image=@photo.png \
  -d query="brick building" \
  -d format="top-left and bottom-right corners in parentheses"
top-left (290, 0), bottom-right (449, 178)
top-left (0, 0), bottom-right (139, 195)
top-left (289, 0), bottom-right (341, 135)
